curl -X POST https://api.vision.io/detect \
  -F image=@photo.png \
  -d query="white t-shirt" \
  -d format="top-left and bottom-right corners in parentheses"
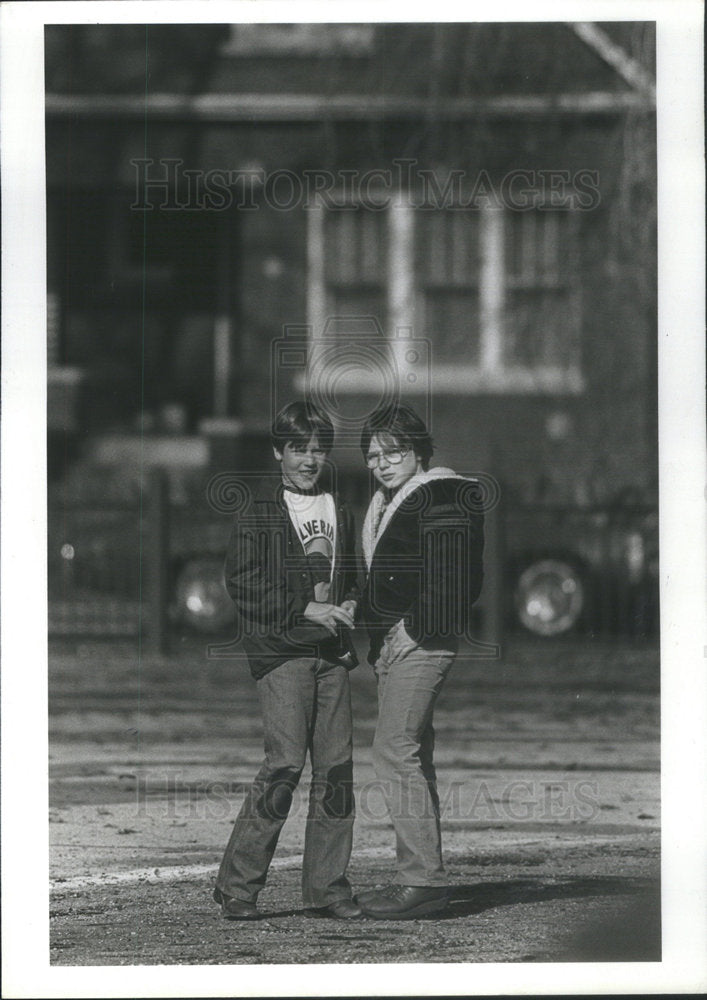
top-left (283, 489), bottom-right (337, 598)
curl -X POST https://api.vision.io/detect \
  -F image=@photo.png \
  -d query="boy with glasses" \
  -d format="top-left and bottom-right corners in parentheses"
top-left (356, 404), bottom-right (485, 919)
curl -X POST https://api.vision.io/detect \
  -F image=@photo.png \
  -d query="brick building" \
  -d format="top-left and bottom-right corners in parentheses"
top-left (46, 22), bottom-right (656, 500)
top-left (45, 22), bottom-right (658, 638)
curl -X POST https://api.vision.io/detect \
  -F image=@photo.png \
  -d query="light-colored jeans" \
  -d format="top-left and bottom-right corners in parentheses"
top-left (215, 657), bottom-right (355, 907)
top-left (372, 619), bottom-right (456, 887)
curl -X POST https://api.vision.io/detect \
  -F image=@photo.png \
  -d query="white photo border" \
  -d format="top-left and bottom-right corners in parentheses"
top-left (2, 0), bottom-right (705, 996)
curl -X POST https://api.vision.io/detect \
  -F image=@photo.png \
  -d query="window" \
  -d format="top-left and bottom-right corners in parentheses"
top-left (323, 207), bottom-right (387, 324)
top-left (307, 193), bottom-right (584, 394)
top-left (221, 24), bottom-right (374, 57)
top-left (503, 210), bottom-right (581, 371)
top-left (416, 209), bottom-right (481, 365)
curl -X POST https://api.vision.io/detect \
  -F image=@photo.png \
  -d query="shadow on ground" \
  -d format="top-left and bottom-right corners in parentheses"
top-left (257, 875), bottom-right (661, 962)
top-left (440, 876), bottom-right (661, 961)
top-left (444, 874), bottom-right (654, 915)
top-left (283, 875), bottom-right (661, 962)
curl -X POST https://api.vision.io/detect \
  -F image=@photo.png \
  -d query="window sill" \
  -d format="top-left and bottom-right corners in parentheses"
top-left (295, 365), bottom-right (584, 395)
top-left (425, 365), bottom-right (585, 394)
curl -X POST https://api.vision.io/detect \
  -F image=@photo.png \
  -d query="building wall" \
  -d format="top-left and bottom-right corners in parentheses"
top-left (224, 118), bottom-right (657, 504)
top-left (45, 23), bottom-right (657, 504)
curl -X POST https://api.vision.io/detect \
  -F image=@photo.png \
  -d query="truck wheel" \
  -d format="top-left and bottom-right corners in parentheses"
top-left (175, 557), bottom-right (233, 633)
top-left (514, 558), bottom-right (584, 637)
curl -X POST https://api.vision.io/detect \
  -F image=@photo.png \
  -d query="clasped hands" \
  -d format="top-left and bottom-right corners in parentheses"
top-left (303, 599), bottom-right (357, 636)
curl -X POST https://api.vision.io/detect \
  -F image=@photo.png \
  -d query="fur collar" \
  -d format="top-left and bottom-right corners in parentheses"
top-left (361, 467), bottom-right (466, 569)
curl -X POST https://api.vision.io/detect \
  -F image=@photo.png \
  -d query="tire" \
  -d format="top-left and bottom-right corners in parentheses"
top-left (513, 558), bottom-right (585, 637)
top-left (174, 557), bottom-right (233, 633)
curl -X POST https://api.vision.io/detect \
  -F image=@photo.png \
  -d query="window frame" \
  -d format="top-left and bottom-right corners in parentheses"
top-left (221, 24), bottom-right (375, 57)
top-left (306, 191), bottom-right (585, 394)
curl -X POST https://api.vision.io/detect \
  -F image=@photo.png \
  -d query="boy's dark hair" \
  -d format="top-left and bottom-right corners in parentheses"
top-left (271, 400), bottom-right (335, 453)
top-left (360, 404), bottom-right (434, 470)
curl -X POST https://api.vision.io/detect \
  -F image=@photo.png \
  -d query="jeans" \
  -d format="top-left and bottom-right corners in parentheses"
top-left (215, 657), bottom-right (355, 907)
top-left (372, 620), bottom-right (456, 887)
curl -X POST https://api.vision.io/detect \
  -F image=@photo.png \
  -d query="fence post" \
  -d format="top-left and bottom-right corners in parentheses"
top-left (482, 502), bottom-right (505, 655)
top-left (146, 467), bottom-right (170, 654)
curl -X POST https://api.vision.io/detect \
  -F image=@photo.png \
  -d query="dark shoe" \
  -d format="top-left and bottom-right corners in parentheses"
top-left (354, 885), bottom-right (385, 906)
top-left (213, 887), bottom-right (260, 920)
top-left (358, 884), bottom-right (449, 919)
top-left (305, 899), bottom-right (364, 919)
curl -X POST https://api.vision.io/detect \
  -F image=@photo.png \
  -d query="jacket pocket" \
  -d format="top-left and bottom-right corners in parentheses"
top-left (381, 617), bottom-right (418, 662)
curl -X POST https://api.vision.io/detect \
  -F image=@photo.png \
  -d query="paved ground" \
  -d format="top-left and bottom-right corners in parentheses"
top-left (49, 636), bottom-right (660, 966)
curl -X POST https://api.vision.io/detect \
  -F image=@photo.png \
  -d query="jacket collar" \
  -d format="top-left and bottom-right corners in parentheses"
top-left (362, 467), bottom-right (463, 569)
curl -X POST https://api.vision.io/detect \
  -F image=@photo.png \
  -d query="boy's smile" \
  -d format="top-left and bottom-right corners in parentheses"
top-left (274, 435), bottom-right (327, 491)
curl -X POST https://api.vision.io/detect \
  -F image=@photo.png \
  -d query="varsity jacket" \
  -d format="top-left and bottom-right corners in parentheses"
top-left (224, 476), bottom-right (359, 679)
top-left (361, 468), bottom-right (484, 663)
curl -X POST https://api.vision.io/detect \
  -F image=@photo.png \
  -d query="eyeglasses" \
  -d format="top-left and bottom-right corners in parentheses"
top-left (365, 448), bottom-right (409, 469)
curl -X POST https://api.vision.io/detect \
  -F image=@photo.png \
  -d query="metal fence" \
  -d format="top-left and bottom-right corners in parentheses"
top-left (48, 468), bottom-right (163, 641)
top-left (48, 467), bottom-right (658, 646)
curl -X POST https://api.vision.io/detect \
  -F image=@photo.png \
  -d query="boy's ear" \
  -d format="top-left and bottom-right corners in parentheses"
top-left (272, 446), bottom-right (283, 462)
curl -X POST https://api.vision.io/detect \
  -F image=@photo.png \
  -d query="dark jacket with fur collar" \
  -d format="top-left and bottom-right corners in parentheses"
top-left (362, 472), bottom-right (484, 663)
